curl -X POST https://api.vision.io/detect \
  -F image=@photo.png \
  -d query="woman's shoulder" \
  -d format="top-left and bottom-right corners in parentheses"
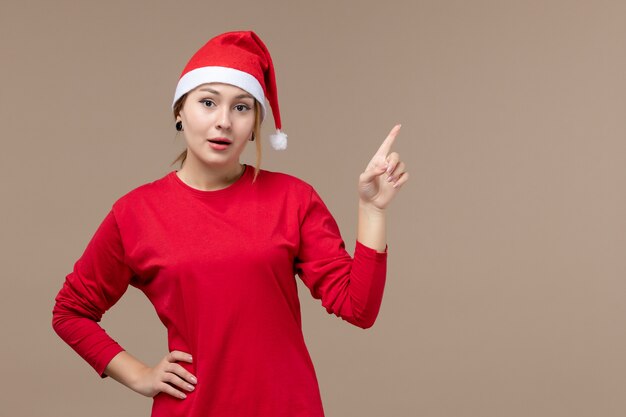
top-left (256, 167), bottom-right (315, 193)
top-left (110, 171), bottom-right (173, 212)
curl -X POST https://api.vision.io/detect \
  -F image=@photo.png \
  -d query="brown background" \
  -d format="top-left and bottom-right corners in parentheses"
top-left (1, 0), bottom-right (625, 416)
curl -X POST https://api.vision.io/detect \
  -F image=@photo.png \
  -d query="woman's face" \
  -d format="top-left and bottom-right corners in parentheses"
top-left (177, 82), bottom-right (256, 168)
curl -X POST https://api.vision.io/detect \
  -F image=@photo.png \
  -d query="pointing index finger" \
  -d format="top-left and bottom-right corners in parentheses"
top-left (375, 124), bottom-right (402, 157)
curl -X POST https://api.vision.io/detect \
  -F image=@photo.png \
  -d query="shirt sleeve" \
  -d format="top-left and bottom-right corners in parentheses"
top-left (294, 186), bottom-right (388, 329)
top-left (52, 208), bottom-right (136, 377)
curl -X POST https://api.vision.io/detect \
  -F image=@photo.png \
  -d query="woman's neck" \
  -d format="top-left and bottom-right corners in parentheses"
top-left (176, 158), bottom-right (245, 191)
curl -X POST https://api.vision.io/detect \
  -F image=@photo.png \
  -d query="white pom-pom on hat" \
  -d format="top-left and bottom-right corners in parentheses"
top-left (269, 129), bottom-right (288, 150)
top-left (172, 31), bottom-right (288, 151)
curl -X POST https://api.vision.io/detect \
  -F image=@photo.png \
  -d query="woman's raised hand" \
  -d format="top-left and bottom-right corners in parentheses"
top-left (358, 124), bottom-right (409, 210)
top-left (134, 350), bottom-right (197, 399)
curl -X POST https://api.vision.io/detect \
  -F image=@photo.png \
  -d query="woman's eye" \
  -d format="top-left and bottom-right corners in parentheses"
top-left (235, 104), bottom-right (250, 112)
top-left (200, 99), bottom-right (215, 107)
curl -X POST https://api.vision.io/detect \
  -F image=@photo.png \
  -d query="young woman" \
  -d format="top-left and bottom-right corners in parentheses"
top-left (52, 30), bottom-right (408, 417)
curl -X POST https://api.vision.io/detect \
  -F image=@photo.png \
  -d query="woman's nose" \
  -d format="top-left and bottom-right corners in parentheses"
top-left (216, 107), bottom-right (232, 130)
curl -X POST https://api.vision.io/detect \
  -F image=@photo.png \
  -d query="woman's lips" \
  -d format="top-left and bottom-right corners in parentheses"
top-left (207, 138), bottom-right (232, 151)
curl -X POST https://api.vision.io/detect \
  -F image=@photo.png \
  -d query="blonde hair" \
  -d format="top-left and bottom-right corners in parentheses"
top-left (170, 94), bottom-right (263, 183)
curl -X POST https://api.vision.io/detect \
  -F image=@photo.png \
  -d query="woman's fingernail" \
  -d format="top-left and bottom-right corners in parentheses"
top-left (190, 376), bottom-right (197, 384)
top-left (187, 384), bottom-right (195, 390)
top-left (180, 393), bottom-right (187, 399)
top-left (188, 355), bottom-right (193, 361)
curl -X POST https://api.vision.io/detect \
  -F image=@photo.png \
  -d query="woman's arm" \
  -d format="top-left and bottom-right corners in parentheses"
top-left (357, 124), bottom-right (409, 252)
top-left (294, 126), bottom-right (407, 328)
top-left (52, 210), bottom-right (134, 376)
top-left (52, 209), bottom-right (198, 399)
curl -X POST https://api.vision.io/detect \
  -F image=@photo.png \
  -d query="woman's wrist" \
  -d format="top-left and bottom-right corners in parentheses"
top-left (357, 199), bottom-right (387, 252)
top-left (358, 199), bottom-right (386, 215)
top-left (127, 363), bottom-right (152, 394)
top-left (105, 351), bottom-right (151, 394)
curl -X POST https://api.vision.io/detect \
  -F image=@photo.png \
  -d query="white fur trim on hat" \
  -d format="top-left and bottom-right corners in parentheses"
top-left (172, 66), bottom-right (267, 120)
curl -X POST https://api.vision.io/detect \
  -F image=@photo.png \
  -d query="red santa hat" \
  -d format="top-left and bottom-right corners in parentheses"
top-left (172, 30), bottom-right (287, 150)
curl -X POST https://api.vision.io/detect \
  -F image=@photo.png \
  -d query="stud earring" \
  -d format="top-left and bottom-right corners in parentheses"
top-left (175, 121), bottom-right (183, 131)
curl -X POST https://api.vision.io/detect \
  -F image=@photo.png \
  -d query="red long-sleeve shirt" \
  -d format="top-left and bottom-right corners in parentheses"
top-left (52, 164), bottom-right (388, 417)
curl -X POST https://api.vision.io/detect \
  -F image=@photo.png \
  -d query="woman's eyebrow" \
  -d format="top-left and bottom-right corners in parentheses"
top-left (199, 87), bottom-right (254, 100)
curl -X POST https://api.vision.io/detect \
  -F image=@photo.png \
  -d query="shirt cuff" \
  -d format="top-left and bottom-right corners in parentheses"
top-left (95, 344), bottom-right (125, 379)
top-left (355, 240), bottom-right (388, 256)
